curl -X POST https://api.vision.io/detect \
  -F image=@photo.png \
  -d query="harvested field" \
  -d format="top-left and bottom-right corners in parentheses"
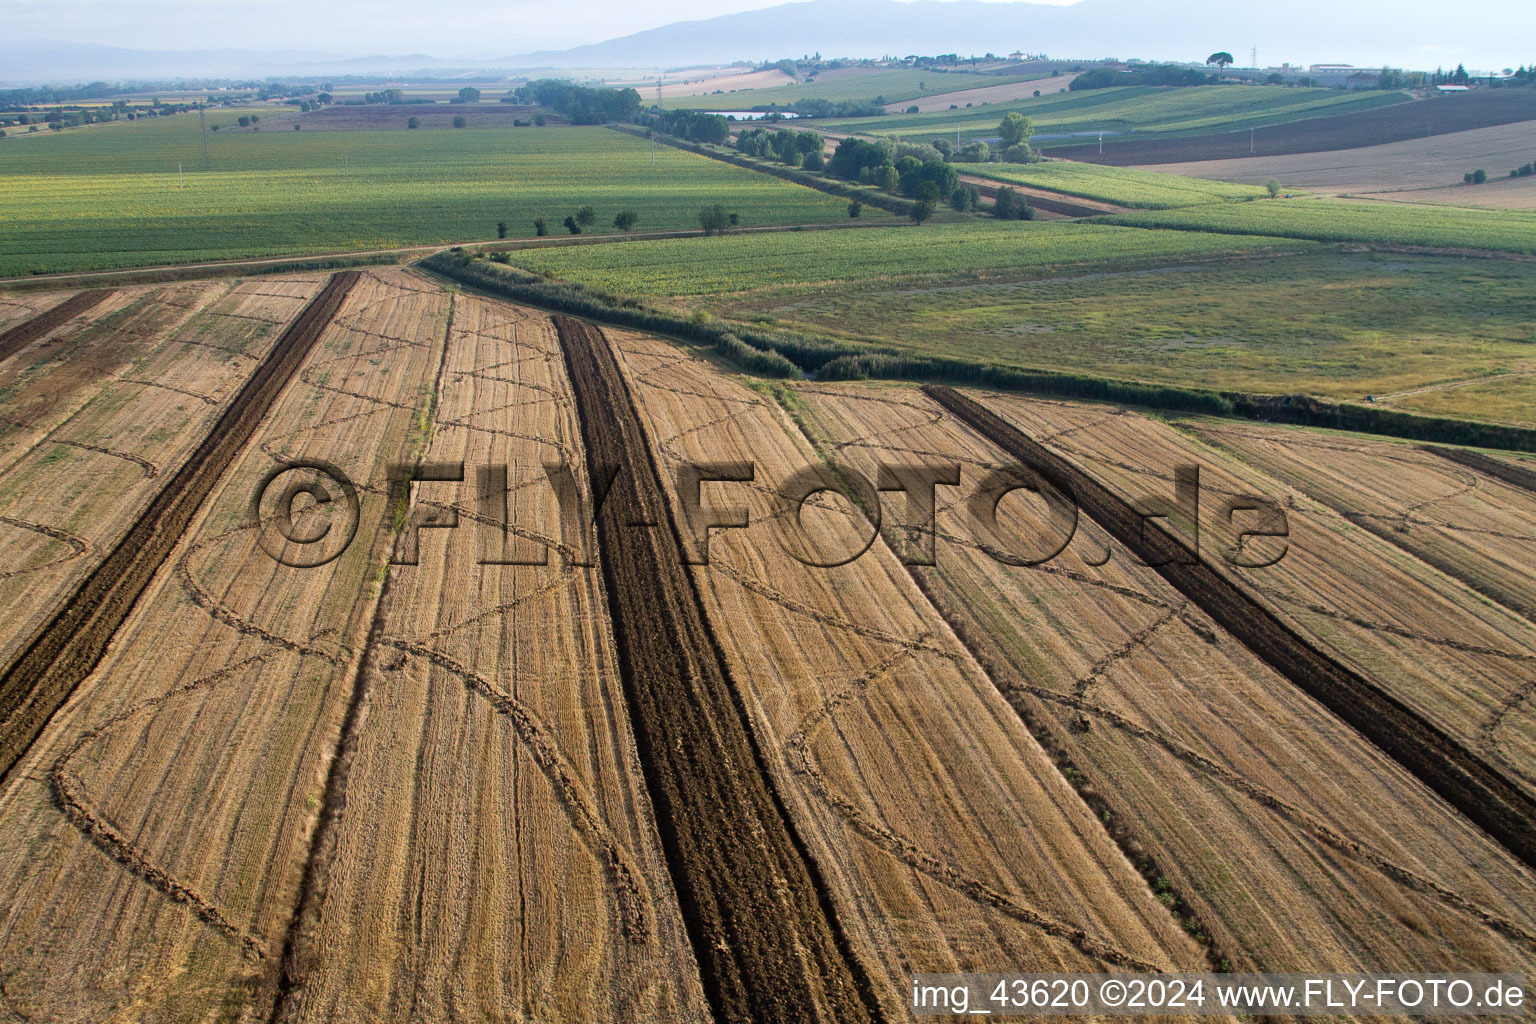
top-left (957, 394), bottom-right (1536, 850)
top-left (605, 329), bottom-right (1213, 1019)
top-left (0, 277), bottom-right (326, 672)
top-left (1051, 89), bottom-right (1536, 165)
top-left (0, 268), bottom-right (446, 1021)
top-left (1135, 120), bottom-right (1536, 199)
top-left (274, 298), bottom-right (709, 1023)
top-left (1358, 177), bottom-right (1536, 211)
top-left (928, 385), bottom-right (1536, 866)
top-left (885, 74), bottom-right (1074, 112)
top-left (0, 272), bottom-right (357, 784)
top-left (791, 380), bottom-right (1536, 974)
top-left (1184, 424), bottom-right (1536, 623)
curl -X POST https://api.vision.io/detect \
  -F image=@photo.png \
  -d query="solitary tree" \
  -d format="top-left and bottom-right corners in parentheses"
top-left (563, 215), bottom-right (581, 234)
top-left (407, 116), bottom-right (420, 129)
top-left (1472, 168), bottom-right (1488, 184)
top-left (1207, 51), bottom-right (1235, 68)
top-left (575, 205), bottom-right (597, 228)
top-left (534, 217), bottom-right (548, 236)
top-left (699, 204), bottom-right (730, 235)
top-left (1266, 179), bottom-right (1281, 198)
top-left (847, 200), bottom-right (862, 218)
top-left (613, 210), bottom-right (639, 231)
top-left (910, 197), bottom-right (935, 225)
top-left (458, 86), bottom-right (482, 102)
top-left (497, 221), bottom-right (508, 238)
top-left (452, 115), bottom-right (467, 128)
top-left (997, 112), bottom-right (1032, 147)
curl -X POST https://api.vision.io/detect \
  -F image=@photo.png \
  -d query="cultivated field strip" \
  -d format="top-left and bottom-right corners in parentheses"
top-left (0, 269), bottom-right (447, 1021)
top-left (0, 277), bottom-right (326, 669)
top-left (1185, 426), bottom-right (1536, 624)
top-left (0, 289), bottom-right (114, 363)
top-left (934, 390), bottom-right (1536, 864)
top-left (556, 316), bottom-right (878, 1024)
top-left (0, 291), bottom-right (69, 334)
top-left (277, 295), bottom-right (710, 1023)
top-left (0, 272), bottom-right (358, 785)
top-left (791, 382), bottom-right (1536, 975)
top-left (1008, 403), bottom-right (1536, 806)
top-left (604, 330), bottom-right (1212, 1021)
top-left (1430, 446), bottom-right (1536, 495)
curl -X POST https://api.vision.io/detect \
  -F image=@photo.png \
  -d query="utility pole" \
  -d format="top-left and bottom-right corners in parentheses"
top-left (1099, 131), bottom-right (1103, 155)
top-left (1250, 126), bottom-right (1255, 154)
top-left (178, 161), bottom-right (183, 187)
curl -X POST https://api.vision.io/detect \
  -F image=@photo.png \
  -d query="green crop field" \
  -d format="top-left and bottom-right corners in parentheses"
top-left (661, 68), bottom-right (1042, 109)
top-left (0, 120), bottom-right (850, 276)
top-left (956, 160), bottom-right (1269, 208)
top-left (820, 85), bottom-right (1410, 145)
top-left (506, 223), bottom-right (1536, 422)
top-left (506, 220), bottom-right (1314, 296)
top-left (1102, 197), bottom-right (1536, 253)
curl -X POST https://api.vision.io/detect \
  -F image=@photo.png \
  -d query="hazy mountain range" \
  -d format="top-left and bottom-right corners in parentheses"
top-left (8, 0), bottom-right (1530, 85)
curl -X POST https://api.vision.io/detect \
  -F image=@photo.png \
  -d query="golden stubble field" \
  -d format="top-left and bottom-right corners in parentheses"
top-left (277, 292), bottom-right (711, 1023)
top-left (0, 278), bottom-right (325, 669)
top-left (789, 381), bottom-right (1536, 976)
top-left (0, 270), bottom-right (445, 1022)
top-left (976, 396), bottom-right (1536, 802)
top-left (0, 266), bottom-right (1532, 1021)
top-left (606, 330), bottom-right (1216, 1020)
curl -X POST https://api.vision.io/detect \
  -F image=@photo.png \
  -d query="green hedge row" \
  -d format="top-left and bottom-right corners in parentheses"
top-left (610, 125), bottom-right (915, 217)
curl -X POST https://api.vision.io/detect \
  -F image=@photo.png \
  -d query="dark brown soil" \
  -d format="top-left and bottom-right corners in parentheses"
top-left (0, 290), bottom-right (113, 363)
top-left (554, 315), bottom-right (879, 1024)
top-left (1049, 90), bottom-right (1536, 165)
top-left (0, 272), bottom-right (360, 786)
top-left (925, 384), bottom-right (1536, 870)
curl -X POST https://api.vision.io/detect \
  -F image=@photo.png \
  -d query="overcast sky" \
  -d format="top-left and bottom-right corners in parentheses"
top-left (11, 0), bottom-right (1079, 55)
top-left (7, 0), bottom-right (1524, 67)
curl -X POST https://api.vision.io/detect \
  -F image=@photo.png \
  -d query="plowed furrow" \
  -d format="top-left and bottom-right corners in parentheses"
top-left (926, 384), bottom-right (1536, 870)
top-left (553, 315), bottom-right (878, 1024)
top-left (0, 290), bottom-right (113, 363)
top-left (0, 272), bottom-right (360, 786)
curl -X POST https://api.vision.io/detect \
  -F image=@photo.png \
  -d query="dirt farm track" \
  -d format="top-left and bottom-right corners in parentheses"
top-left (0, 268), bottom-right (1531, 1021)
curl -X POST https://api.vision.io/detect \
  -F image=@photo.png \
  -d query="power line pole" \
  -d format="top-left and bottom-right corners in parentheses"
top-left (1250, 126), bottom-right (1255, 154)
top-left (178, 161), bottom-right (183, 187)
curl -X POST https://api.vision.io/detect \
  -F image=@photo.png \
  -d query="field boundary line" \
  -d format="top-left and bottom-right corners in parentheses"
top-left (925, 383), bottom-right (1536, 870)
top-left (0, 290), bottom-right (114, 363)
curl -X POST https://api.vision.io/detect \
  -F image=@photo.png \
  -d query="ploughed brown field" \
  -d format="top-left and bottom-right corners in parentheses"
top-left (0, 270), bottom-right (1531, 1021)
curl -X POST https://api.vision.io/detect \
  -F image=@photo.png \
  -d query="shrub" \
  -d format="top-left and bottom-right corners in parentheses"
top-left (848, 200), bottom-right (862, 218)
top-left (407, 116), bottom-right (419, 129)
top-left (1266, 179), bottom-right (1281, 198)
top-left (533, 217), bottom-right (548, 237)
top-left (452, 115), bottom-right (467, 128)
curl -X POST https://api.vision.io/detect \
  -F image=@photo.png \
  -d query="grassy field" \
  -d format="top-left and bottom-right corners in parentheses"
top-left (820, 85), bottom-right (1409, 145)
top-left (505, 220), bottom-right (1313, 295)
top-left (509, 229), bottom-right (1536, 419)
top-left (957, 160), bottom-right (1270, 208)
top-left (0, 121), bottom-right (849, 275)
top-left (661, 67), bottom-right (1038, 108)
top-left (1102, 197), bottom-right (1536, 253)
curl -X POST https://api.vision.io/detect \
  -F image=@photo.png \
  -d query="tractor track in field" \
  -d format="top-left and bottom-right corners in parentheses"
top-left (554, 315), bottom-right (882, 1024)
top-left (0, 271), bottom-right (360, 788)
top-left (925, 383), bottom-right (1536, 871)
top-left (792, 382), bottom-right (1536, 954)
top-left (1428, 446), bottom-right (1536, 495)
top-left (0, 290), bottom-right (114, 363)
